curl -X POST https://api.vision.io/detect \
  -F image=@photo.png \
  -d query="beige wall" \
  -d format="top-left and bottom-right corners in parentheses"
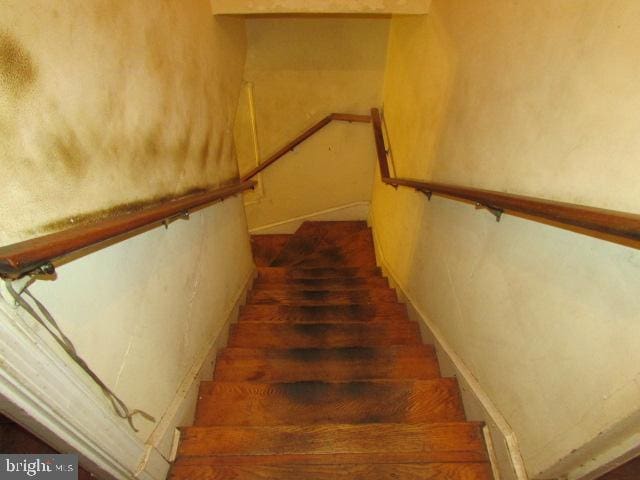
top-left (0, 0), bottom-right (254, 464)
top-left (29, 196), bottom-right (254, 443)
top-left (239, 17), bottom-right (388, 233)
top-left (372, 1), bottom-right (640, 478)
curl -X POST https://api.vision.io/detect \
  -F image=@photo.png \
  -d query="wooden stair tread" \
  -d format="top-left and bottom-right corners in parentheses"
top-left (214, 346), bottom-right (440, 382)
top-left (173, 222), bottom-right (491, 479)
top-left (253, 276), bottom-right (389, 290)
top-left (251, 235), bottom-right (291, 267)
top-left (218, 345), bottom-right (433, 359)
top-left (170, 462), bottom-right (493, 480)
top-left (228, 322), bottom-right (422, 348)
top-left (177, 422), bottom-right (485, 458)
top-left (247, 288), bottom-right (397, 305)
top-left (239, 304), bottom-right (408, 323)
top-left (271, 224), bottom-right (376, 268)
top-left (195, 379), bottom-right (465, 425)
top-left (257, 266), bottom-right (382, 280)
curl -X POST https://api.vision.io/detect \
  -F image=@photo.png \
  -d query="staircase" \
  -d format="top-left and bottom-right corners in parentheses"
top-left (170, 221), bottom-right (493, 479)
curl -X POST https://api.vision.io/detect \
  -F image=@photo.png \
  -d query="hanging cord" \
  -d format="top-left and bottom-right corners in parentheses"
top-left (5, 280), bottom-right (155, 432)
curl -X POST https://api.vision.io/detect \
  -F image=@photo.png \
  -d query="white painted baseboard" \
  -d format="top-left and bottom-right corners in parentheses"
top-left (367, 214), bottom-right (529, 480)
top-left (249, 202), bottom-right (370, 234)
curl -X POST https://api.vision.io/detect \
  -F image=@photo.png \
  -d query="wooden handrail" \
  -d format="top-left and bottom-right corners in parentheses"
top-left (0, 181), bottom-right (256, 279)
top-left (241, 113), bottom-right (371, 182)
top-left (371, 107), bottom-right (390, 179)
top-left (370, 108), bottom-right (640, 245)
top-left (7, 104), bottom-right (633, 280)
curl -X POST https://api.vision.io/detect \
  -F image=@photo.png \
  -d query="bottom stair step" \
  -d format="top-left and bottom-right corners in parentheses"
top-left (170, 462), bottom-right (493, 480)
top-left (176, 422), bottom-right (487, 461)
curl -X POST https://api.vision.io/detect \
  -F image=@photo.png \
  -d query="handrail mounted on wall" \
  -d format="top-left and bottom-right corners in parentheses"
top-left (370, 108), bottom-right (640, 246)
top-left (0, 181), bottom-right (256, 279)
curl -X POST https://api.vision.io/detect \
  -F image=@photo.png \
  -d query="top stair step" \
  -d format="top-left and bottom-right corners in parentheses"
top-left (270, 223), bottom-right (376, 268)
top-left (251, 235), bottom-right (292, 267)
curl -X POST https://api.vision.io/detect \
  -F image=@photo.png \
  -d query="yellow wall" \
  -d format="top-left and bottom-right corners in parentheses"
top-left (239, 17), bottom-right (389, 233)
top-left (0, 0), bottom-right (254, 466)
top-left (372, 1), bottom-right (640, 478)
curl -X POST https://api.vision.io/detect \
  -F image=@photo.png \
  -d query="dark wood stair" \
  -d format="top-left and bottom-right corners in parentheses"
top-left (170, 221), bottom-right (493, 480)
top-left (213, 345), bottom-right (441, 382)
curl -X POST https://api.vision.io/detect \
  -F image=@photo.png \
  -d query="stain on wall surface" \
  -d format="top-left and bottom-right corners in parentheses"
top-left (0, 32), bottom-right (37, 97)
top-left (0, 1), bottom-right (247, 245)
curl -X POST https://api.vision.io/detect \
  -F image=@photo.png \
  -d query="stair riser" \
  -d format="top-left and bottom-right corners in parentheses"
top-left (214, 347), bottom-right (440, 382)
top-left (247, 289), bottom-right (397, 305)
top-left (228, 323), bottom-right (422, 348)
top-left (239, 304), bottom-right (408, 323)
top-left (253, 277), bottom-right (389, 290)
top-left (257, 267), bottom-right (382, 280)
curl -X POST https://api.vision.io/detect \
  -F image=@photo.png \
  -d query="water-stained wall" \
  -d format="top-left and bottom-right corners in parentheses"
top-left (372, 1), bottom-right (640, 478)
top-left (239, 17), bottom-right (389, 233)
top-left (0, 0), bottom-right (254, 474)
top-left (1, 0), bottom-right (245, 245)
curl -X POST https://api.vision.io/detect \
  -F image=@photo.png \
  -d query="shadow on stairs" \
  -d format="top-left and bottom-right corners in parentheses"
top-left (170, 221), bottom-right (493, 480)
